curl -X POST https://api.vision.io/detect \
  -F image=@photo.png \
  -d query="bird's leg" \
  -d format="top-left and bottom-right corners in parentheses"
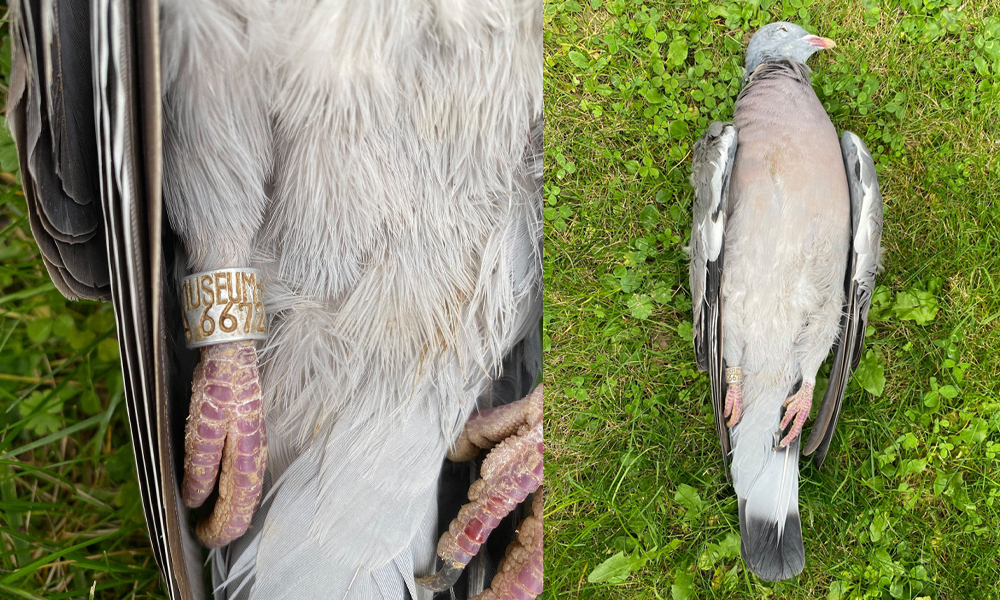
top-left (417, 385), bottom-right (543, 596)
top-left (469, 488), bottom-right (543, 600)
top-left (182, 340), bottom-right (267, 548)
top-left (724, 366), bottom-right (743, 428)
top-left (778, 381), bottom-right (814, 448)
top-left (159, 1), bottom-right (273, 549)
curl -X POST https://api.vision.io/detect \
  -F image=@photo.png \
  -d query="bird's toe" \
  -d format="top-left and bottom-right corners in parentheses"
top-left (418, 386), bottom-right (543, 596)
top-left (778, 382), bottom-right (814, 447)
top-left (181, 340), bottom-right (267, 548)
top-left (469, 490), bottom-right (544, 600)
top-left (725, 381), bottom-right (744, 428)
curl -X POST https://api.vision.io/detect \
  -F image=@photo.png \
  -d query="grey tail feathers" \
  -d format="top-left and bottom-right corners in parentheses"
top-left (739, 496), bottom-right (804, 581)
top-left (732, 423), bottom-right (805, 580)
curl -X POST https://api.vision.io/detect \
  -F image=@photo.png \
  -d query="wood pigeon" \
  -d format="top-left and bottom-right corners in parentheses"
top-left (7, 1), bottom-right (544, 598)
top-left (688, 22), bottom-right (883, 581)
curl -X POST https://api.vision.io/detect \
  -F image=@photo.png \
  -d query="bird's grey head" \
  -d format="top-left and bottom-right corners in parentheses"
top-left (743, 22), bottom-right (835, 81)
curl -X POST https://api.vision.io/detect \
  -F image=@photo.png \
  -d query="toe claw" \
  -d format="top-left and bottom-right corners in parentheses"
top-left (779, 408), bottom-right (794, 431)
top-left (779, 431), bottom-right (794, 448)
top-left (415, 561), bottom-right (465, 592)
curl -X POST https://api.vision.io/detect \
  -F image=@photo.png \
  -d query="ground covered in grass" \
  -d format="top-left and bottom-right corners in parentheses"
top-left (0, 13), bottom-right (167, 600)
top-left (0, 195), bottom-right (162, 599)
top-left (544, 0), bottom-right (1000, 598)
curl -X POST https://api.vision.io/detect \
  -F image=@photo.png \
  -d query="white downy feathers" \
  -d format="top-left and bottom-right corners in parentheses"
top-left (159, 1), bottom-right (542, 598)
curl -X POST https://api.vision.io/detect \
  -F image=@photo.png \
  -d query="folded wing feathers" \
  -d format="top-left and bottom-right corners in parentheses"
top-left (844, 131), bottom-right (883, 295)
top-left (7, 0), bottom-right (110, 301)
top-left (843, 131), bottom-right (883, 371)
top-left (803, 132), bottom-right (883, 465)
top-left (689, 122), bottom-right (737, 368)
top-left (688, 122), bottom-right (737, 477)
top-left (91, 1), bottom-right (182, 596)
top-left (45, 0), bottom-right (101, 204)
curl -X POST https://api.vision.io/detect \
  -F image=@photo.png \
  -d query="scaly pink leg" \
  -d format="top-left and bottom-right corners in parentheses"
top-left (417, 385), bottom-right (543, 596)
top-left (182, 340), bottom-right (267, 548)
top-left (470, 489), bottom-right (543, 600)
top-left (724, 381), bottom-right (743, 428)
top-left (778, 381), bottom-right (814, 448)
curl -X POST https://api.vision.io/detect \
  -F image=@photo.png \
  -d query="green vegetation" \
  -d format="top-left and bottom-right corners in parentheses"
top-left (0, 189), bottom-right (164, 600)
top-left (544, 0), bottom-right (1000, 598)
top-left (0, 12), bottom-right (166, 600)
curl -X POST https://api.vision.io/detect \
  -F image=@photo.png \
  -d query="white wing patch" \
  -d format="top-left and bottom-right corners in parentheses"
top-left (705, 214), bottom-right (725, 262)
top-left (704, 126), bottom-right (737, 262)
top-left (845, 134), bottom-right (881, 290)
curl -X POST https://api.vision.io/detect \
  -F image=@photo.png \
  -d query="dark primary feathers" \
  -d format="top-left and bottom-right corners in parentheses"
top-left (10, 1), bottom-right (199, 598)
top-left (7, 0), bottom-right (109, 300)
top-left (803, 132), bottom-right (884, 466)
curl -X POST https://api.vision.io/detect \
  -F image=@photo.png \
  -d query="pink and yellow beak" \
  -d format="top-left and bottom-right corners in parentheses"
top-left (803, 34), bottom-right (837, 49)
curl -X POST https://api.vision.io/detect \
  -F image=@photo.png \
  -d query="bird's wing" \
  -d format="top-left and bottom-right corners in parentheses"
top-left (91, 0), bottom-right (184, 595)
top-left (10, 2), bottom-right (201, 598)
top-left (94, 1), bottom-right (206, 597)
top-left (8, 0), bottom-right (108, 299)
top-left (689, 122), bottom-right (737, 469)
top-left (802, 131), bottom-right (883, 467)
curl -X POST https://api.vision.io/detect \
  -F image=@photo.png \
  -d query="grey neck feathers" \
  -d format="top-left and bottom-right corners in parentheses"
top-left (741, 57), bottom-right (812, 88)
top-left (740, 59), bottom-right (812, 91)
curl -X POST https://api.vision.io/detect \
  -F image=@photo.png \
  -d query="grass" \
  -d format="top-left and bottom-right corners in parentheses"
top-left (0, 198), bottom-right (166, 600)
top-left (0, 10), bottom-right (168, 600)
top-left (543, 0), bottom-right (1000, 599)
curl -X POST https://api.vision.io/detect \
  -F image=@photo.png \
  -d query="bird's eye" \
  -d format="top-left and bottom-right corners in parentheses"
top-left (778, 25), bottom-right (788, 32)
